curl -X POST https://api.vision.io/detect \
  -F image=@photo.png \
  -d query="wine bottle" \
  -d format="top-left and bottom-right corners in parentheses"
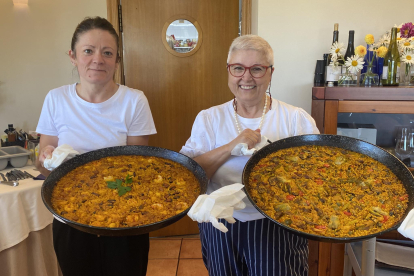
top-left (325, 23), bottom-right (340, 85)
top-left (341, 30), bottom-right (355, 73)
top-left (382, 27), bottom-right (400, 86)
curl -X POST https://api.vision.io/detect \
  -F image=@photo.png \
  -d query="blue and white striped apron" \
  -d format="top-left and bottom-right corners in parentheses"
top-left (198, 218), bottom-right (308, 276)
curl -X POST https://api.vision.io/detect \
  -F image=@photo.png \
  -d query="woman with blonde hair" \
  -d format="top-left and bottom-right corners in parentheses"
top-left (181, 35), bottom-right (319, 275)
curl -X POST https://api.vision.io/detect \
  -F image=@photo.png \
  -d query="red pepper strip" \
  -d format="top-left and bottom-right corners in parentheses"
top-left (286, 195), bottom-right (295, 201)
top-left (323, 163), bottom-right (330, 167)
top-left (383, 215), bottom-right (389, 223)
top-left (399, 195), bottom-right (409, 201)
top-left (343, 211), bottom-right (352, 216)
top-left (315, 225), bottom-right (326, 229)
top-left (315, 179), bottom-right (323, 185)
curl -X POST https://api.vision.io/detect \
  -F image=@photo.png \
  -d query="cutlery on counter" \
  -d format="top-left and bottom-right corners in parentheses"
top-left (0, 180), bottom-right (19, 187)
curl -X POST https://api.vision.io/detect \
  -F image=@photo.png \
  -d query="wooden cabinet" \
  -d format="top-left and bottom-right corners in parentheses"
top-left (310, 85), bottom-right (414, 276)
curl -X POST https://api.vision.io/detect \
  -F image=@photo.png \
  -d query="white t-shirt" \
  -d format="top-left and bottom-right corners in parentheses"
top-left (180, 98), bottom-right (320, 222)
top-left (36, 83), bottom-right (157, 153)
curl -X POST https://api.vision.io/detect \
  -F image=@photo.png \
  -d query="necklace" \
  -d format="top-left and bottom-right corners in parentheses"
top-left (233, 95), bottom-right (268, 134)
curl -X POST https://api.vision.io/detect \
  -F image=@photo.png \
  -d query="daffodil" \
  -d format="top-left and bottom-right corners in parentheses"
top-left (345, 55), bottom-right (365, 74)
top-left (376, 46), bottom-right (388, 58)
top-left (330, 42), bottom-right (345, 58)
top-left (401, 52), bottom-right (414, 65)
top-left (365, 34), bottom-right (375, 45)
top-left (355, 45), bottom-right (367, 57)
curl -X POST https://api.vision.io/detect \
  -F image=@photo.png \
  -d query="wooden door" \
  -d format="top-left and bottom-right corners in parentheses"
top-left (120, 0), bottom-right (239, 236)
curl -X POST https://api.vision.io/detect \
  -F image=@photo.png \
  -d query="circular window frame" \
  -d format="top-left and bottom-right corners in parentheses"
top-left (162, 15), bottom-right (203, 58)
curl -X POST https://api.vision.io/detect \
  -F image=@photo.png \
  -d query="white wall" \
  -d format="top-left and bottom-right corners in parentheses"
top-left (254, 0), bottom-right (414, 113)
top-left (0, 0), bottom-right (106, 132)
top-left (2, 0), bottom-right (413, 132)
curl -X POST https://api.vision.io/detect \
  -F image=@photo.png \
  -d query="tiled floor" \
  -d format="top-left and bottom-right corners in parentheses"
top-left (147, 235), bottom-right (208, 276)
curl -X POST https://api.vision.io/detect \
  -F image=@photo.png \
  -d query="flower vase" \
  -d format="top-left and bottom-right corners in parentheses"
top-left (400, 63), bottom-right (414, 86)
top-left (377, 57), bottom-right (384, 80)
top-left (338, 72), bottom-right (357, 86)
top-left (361, 44), bottom-right (377, 75)
top-left (360, 65), bottom-right (379, 86)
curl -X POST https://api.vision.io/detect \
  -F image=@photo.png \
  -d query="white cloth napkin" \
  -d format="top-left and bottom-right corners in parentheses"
top-left (398, 208), bottom-right (414, 241)
top-left (231, 135), bottom-right (270, 156)
top-left (187, 183), bottom-right (247, 233)
top-left (43, 144), bottom-right (79, 171)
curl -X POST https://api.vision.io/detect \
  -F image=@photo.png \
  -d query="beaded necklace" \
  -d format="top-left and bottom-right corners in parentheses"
top-left (233, 95), bottom-right (267, 134)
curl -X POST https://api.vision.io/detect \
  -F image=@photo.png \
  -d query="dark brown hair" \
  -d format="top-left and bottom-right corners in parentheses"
top-left (71, 17), bottom-right (120, 60)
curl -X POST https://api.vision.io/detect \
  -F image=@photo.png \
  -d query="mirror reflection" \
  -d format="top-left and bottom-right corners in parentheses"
top-left (166, 20), bottom-right (198, 53)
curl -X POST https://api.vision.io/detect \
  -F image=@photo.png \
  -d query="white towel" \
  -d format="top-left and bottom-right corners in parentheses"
top-left (398, 208), bottom-right (414, 241)
top-left (187, 184), bottom-right (247, 232)
top-left (43, 144), bottom-right (79, 171)
top-left (231, 135), bottom-right (270, 156)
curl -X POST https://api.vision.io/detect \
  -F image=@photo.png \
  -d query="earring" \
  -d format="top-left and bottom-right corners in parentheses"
top-left (233, 96), bottom-right (237, 112)
top-left (267, 81), bottom-right (273, 110)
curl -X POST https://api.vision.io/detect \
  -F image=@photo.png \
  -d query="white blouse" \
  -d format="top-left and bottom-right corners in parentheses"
top-left (180, 98), bottom-right (320, 222)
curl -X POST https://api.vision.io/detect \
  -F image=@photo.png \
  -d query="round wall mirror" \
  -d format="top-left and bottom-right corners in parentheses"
top-left (162, 15), bottom-right (203, 57)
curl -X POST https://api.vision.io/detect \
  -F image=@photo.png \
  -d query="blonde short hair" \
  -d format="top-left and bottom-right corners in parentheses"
top-left (227, 35), bottom-right (274, 65)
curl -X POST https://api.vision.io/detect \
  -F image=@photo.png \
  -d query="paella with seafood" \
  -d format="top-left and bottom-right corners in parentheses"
top-left (51, 155), bottom-right (200, 228)
top-left (248, 145), bottom-right (409, 237)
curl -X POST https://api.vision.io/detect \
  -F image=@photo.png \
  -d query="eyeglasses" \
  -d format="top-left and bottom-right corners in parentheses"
top-left (227, 63), bottom-right (273, 78)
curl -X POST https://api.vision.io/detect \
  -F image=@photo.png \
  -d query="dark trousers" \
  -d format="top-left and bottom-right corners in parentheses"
top-left (53, 219), bottom-right (149, 276)
top-left (199, 218), bottom-right (309, 276)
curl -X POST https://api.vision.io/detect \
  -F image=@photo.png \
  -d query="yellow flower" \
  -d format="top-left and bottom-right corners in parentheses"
top-left (376, 46), bottom-right (388, 58)
top-left (355, 45), bottom-right (367, 57)
top-left (365, 34), bottom-right (375, 45)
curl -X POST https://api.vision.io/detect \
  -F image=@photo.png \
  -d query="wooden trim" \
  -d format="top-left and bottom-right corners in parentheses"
top-left (311, 100), bottom-right (324, 133)
top-left (161, 15), bottom-right (203, 58)
top-left (318, 242), bottom-right (332, 276)
top-left (330, 244), bottom-right (345, 276)
top-left (241, 0), bottom-right (252, 35)
top-left (312, 86), bottom-right (325, 100)
top-left (325, 86), bottom-right (414, 101)
top-left (107, 0), bottom-right (125, 84)
top-left (308, 240), bottom-right (319, 276)
top-left (324, 100), bottom-right (339, 134)
top-left (338, 101), bottom-right (414, 114)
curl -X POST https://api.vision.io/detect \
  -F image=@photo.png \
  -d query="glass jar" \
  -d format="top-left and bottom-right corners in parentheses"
top-left (400, 62), bottom-right (414, 86)
top-left (360, 65), bottom-right (379, 87)
top-left (338, 72), bottom-right (357, 86)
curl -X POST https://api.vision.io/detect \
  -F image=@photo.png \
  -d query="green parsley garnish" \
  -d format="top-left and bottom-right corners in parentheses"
top-left (106, 174), bottom-right (133, 196)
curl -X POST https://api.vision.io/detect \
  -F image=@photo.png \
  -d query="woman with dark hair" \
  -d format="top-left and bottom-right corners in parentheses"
top-left (36, 17), bottom-right (156, 276)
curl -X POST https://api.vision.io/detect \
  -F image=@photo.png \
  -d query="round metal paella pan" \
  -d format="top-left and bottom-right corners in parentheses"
top-left (242, 134), bottom-right (414, 243)
top-left (41, 145), bottom-right (208, 236)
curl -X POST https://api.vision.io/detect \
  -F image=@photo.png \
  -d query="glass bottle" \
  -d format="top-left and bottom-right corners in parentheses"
top-left (382, 28), bottom-right (400, 86)
top-left (325, 23), bottom-right (340, 86)
top-left (341, 30), bottom-right (355, 74)
top-left (7, 124), bottom-right (16, 142)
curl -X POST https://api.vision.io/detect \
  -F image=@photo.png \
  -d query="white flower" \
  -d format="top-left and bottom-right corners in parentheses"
top-left (401, 40), bottom-right (414, 51)
top-left (368, 44), bottom-right (377, 51)
top-left (378, 33), bottom-right (390, 47)
top-left (345, 55), bottom-right (365, 74)
top-left (329, 55), bottom-right (341, 72)
top-left (329, 42), bottom-right (345, 58)
top-left (401, 52), bottom-right (414, 65)
top-left (394, 23), bottom-right (403, 29)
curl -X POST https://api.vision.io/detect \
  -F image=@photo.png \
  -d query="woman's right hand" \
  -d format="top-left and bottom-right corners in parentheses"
top-left (228, 128), bottom-right (261, 150)
top-left (38, 145), bottom-right (56, 165)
